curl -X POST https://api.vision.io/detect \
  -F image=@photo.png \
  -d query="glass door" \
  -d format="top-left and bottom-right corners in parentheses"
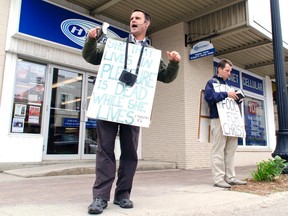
top-left (46, 68), bottom-right (83, 157)
top-left (44, 66), bottom-right (98, 159)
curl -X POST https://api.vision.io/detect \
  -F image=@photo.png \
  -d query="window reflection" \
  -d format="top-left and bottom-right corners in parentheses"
top-left (11, 60), bottom-right (46, 133)
top-left (47, 69), bottom-right (82, 154)
top-left (243, 97), bottom-right (267, 146)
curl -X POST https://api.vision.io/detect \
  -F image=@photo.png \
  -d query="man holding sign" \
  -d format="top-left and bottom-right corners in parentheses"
top-left (204, 59), bottom-right (246, 189)
top-left (82, 9), bottom-right (181, 214)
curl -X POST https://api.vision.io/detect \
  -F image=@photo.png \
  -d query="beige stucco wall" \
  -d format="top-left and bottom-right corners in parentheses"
top-left (141, 23), bottom-right (186, 166)
top-left (235, 148), bottom-right (272, 166)
top-left (0, 0), bottom-right (10, 103)
top-left (142, 22), bottom-right (214, 169)
top-left (142, 22), bottom-right (273, 170)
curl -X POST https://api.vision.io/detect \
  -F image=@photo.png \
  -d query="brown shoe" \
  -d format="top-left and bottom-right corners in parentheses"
top-left (214, 181), bottom-right (231, 188)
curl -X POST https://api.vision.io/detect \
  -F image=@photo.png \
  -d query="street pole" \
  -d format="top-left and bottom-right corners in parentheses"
top-left (270, 0), bottom-right (288, 166)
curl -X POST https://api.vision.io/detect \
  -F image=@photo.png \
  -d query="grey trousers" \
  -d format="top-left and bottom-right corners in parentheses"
top-left (211, 118), bottom-right (238, 184)
top-left (92, 120), bottom-right (140, 201)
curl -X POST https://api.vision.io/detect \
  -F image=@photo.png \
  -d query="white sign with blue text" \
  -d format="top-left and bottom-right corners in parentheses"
top-left (87, 38), bottom-right (161, 127)
top-left (189, 41), bottom-right (215, 60)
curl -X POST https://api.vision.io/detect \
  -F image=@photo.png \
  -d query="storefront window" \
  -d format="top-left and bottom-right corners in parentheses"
top-left (11, 60), bottom-right (46, 134)
top-left (243, 96), bottom-right (267, 146)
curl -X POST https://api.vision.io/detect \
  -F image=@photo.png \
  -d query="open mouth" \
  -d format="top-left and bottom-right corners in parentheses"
top-left (131, 24), bottom-right (138, 28)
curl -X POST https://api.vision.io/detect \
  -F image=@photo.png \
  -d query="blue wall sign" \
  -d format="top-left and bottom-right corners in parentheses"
top-left (242, 73), bottom-right (264, 95)
top-left (19, 0), bottom-right (129, 50)
top-left (190, 41), bottom-right (216, 60)
top-left (227, 68), bottom-right (240, 88)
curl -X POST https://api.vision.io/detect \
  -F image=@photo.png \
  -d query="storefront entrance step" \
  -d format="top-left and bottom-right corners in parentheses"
top-left (2, 160), bottom-right (177, 178)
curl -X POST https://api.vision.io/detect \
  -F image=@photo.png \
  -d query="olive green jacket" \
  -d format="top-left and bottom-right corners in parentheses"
top-left (82, 37), bottom-right (179, 83)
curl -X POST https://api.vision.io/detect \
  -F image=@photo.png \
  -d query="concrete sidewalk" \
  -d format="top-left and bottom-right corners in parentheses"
top-left (1, 162), bottom-right (288, 216)
top-left (1, 160), bottom-right (177, 178)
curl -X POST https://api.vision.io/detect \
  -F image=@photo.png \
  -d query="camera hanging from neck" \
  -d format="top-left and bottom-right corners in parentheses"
top-left (118, 35), bottom-right (146, 87)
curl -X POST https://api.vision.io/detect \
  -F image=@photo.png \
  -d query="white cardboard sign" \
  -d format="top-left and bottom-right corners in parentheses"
top-left (216, 97), bottom-right (246, 137)
top-left (87, 38), bottom-right (161, 127)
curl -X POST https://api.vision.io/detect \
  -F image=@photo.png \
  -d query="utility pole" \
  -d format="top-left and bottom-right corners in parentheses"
top-left (270, 0), bottom-right (288, 168)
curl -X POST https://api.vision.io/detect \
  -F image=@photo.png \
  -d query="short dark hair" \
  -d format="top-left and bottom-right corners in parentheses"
top-left (132, 9), bottom-right (151, 22)
top-left (217, 59), bottom-right (232, 70)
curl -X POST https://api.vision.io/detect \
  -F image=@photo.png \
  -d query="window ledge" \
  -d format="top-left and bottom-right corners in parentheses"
top-left (237, 147), bottom-right (273, 152)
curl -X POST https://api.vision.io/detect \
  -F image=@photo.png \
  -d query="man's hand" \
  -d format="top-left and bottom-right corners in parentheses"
top-left (88, 27), bottom-right (101, 39)
top-left (167, 51), bottom-right (181, 62)
top-left (228, 91), bottom-right (239, 101)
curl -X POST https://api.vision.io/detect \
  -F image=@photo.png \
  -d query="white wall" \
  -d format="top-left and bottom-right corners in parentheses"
top-left (0, 0), bottom-right (10, 103)
top-left (248, 0), bottom-right (288, 46)
top-left (0, 53), bottom-right (44, 162)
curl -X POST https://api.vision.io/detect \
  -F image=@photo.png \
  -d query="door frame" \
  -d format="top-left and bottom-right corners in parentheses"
top-left (80, 72), bottom-right (98, 160)
top-left (43, 65), bottom-right (94, 160)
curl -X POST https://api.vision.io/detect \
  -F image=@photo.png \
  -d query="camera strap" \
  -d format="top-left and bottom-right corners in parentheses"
top-left (124, 36), bottom-right (145, 75)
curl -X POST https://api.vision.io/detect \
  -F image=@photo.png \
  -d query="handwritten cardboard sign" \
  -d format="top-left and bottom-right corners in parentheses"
top-left (217, 97), bottom-right (246, 137)
top-left (87, 38), bottom-right (161, 127)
